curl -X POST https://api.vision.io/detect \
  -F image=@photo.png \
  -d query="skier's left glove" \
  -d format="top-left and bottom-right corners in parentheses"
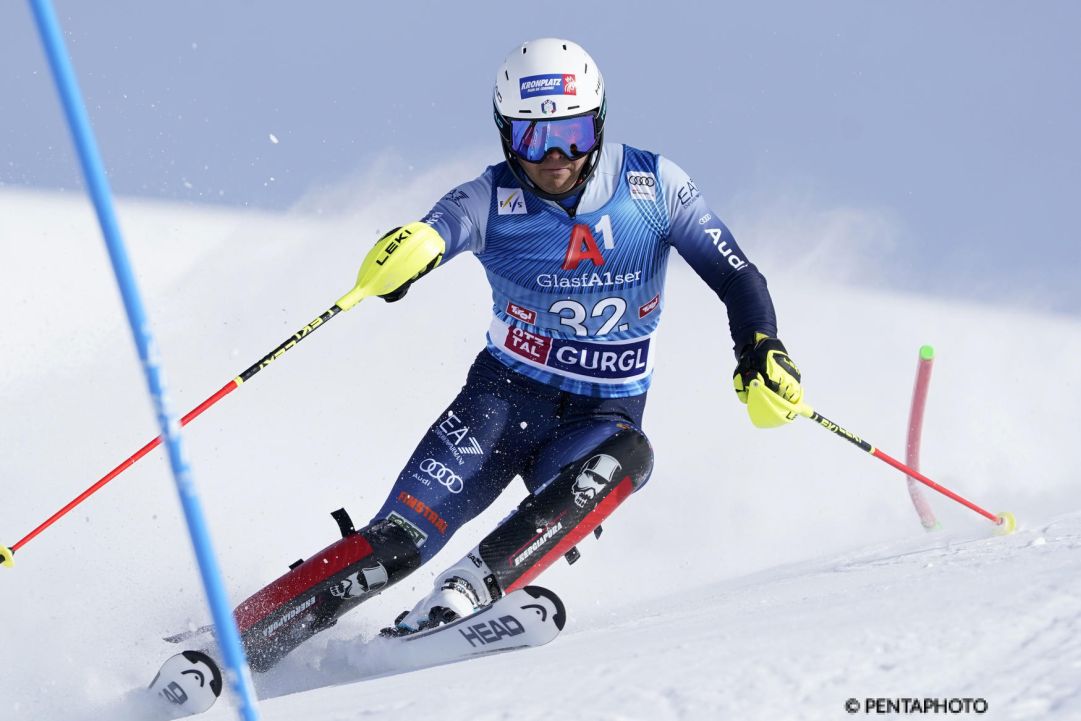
top-left (733, 332), bottom-right (803, 428)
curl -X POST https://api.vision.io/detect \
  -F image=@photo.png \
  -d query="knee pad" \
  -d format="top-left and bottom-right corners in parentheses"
top-left (476, 426), bottom-right (653, 595)
top-left (562, 424), bottom-right (653, 497)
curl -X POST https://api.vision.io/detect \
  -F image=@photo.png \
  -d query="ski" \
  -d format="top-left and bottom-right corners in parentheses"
top-left (148, 586), bottom-right (564, 717)
top-left (163, 624), bottom-right (214, 645)
top-left (371, 585), bottom-right (566, 675)
top-left (148, 650), bottom-right (223, 718)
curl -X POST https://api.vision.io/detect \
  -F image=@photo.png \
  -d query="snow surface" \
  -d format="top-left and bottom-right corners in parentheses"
top-left (2, 178), bottom-right (1080, 721)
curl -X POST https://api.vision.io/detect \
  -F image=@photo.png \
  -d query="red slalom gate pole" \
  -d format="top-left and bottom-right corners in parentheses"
top-left (904, 345), bottom-right (941, 530)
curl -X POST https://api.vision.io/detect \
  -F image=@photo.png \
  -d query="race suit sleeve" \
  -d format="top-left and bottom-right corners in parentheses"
top-left (658, 156), bottom-right (777, 352)
top-left (419, 168), bottom-right (494, 263)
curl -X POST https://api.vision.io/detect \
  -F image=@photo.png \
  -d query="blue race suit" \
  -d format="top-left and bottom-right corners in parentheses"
top-left (373, 143), bottom-right (776, 562)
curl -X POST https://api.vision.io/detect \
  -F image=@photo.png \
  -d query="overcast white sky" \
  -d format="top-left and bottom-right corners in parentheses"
top-left (3, 1), bottom-right (1079, 312)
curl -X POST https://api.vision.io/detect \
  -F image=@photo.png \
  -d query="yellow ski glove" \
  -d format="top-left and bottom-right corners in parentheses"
top-left (733, 332), bottom-right (803, 428)
top-left (343, 222), bottom-right (445, 308)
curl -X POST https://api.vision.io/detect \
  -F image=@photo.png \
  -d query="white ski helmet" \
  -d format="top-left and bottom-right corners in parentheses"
top-left (493, 38), bottom-right (607, 200)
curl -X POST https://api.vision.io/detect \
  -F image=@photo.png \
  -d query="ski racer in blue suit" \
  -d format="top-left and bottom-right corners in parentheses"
top-left (231, 39), bottom-right (805, 662)
top-left (367, 37), bottom-right (805, 633)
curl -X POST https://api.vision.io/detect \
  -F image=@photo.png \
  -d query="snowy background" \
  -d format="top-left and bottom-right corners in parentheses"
top-left (2, 1), bottom-right (1080, 311)
top-left (2, 179), bottom-right (1080, 720)
top-left (2, 2), bottom-right (1080, 720)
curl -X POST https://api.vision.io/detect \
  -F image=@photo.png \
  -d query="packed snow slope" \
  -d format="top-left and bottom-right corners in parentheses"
top-left (2, 172), bottom-right (1080, 720)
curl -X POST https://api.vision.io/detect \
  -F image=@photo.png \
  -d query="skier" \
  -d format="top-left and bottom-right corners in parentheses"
top-left (229, 37), bottom-right (804, 668)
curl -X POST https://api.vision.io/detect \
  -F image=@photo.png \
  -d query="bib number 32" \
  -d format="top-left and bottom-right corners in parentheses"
top-left (550, 297), bottom-right (628, 337)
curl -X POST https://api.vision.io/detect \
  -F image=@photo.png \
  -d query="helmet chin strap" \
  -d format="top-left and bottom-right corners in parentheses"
top-left (502, 135), bottom-right (604, 205)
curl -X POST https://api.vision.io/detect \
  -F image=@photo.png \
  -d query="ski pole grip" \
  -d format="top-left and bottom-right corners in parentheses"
top-left (337, 223), bottom-right (446, 311)
top-left (335, 285), bottom-right (371, 312)
top-left (747, 378), bottom-right (816, 420)
top-left (1, 545), bottom-right (14, 568)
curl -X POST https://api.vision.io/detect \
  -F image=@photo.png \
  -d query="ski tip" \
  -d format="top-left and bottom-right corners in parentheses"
top-left (1, 545), bottom-right (14, 568)
top-left (521, 585), bottom-right (567, 631)
top-left (919, 345), bottom-right (935, 361)
top-left (163, 624), bottom-right (214, 644)
top-left (149, 650), bottom-right (223, 716)
top-left (994, 511), bottom-right (1017, 536)
top-left (181, 651), bottom-right (223, 698)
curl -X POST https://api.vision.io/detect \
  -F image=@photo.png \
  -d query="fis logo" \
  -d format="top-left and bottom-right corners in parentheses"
top-left (497, 187), bottom-right (527, 215)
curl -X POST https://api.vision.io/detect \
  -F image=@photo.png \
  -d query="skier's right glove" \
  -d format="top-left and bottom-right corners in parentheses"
top-left (733, 332), bottom-right (803, 428)
top-left (340, 222), bottom-right (445, 309)
top-left (372, 226), bottom-right (443, 303)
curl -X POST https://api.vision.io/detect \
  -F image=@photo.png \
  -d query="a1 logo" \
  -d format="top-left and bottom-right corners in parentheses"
top-left (562, 214), bottom-right (615, 270)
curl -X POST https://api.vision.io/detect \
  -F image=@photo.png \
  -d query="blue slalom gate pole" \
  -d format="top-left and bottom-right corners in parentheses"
top-left (27, 2), bottom-right (262, 719)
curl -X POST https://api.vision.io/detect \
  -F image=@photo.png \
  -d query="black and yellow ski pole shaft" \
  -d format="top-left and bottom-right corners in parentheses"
top-left (747, 379), bottom-right (1016, 533)
top-left (1, 223), bottom-right (444, 567)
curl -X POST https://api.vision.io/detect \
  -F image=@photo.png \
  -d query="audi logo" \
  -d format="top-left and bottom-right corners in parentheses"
top-left (627, 175), bottom-right (656, 187)
top-left (420, 458), bottom-right (464, 494)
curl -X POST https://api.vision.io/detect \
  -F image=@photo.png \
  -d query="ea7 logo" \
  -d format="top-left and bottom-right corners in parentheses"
top-left (676, 178), bottom-right (700, 206)
top-left (437, 410), bottom-right (484, 461)
top-left (443, 189), bottom-right (468, 208)
top-left (497, 187), bottom-right (527, 215)
top-left (458, 614), bottom-right (526, 647)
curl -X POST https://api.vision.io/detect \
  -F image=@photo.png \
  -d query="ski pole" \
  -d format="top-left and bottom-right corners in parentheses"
top-left (748, 379), bottom-right (1016, 533)
top-left (2, 225), bottom-right (443, 566)
top-left (4, 306), bottom-right (344, 562)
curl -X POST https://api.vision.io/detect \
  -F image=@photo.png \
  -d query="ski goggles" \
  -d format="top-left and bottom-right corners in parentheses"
top-left (507, 113), bottom-right (599, 163)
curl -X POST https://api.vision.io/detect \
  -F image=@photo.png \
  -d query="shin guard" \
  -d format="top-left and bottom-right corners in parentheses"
top-left (234, 515), bottom-right (419, 671)
top-left (477, 427), bottom-right (653, 596)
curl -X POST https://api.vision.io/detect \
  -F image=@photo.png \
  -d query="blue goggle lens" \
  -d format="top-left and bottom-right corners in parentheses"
top-left (508, 114), bottom-right (598, 163)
